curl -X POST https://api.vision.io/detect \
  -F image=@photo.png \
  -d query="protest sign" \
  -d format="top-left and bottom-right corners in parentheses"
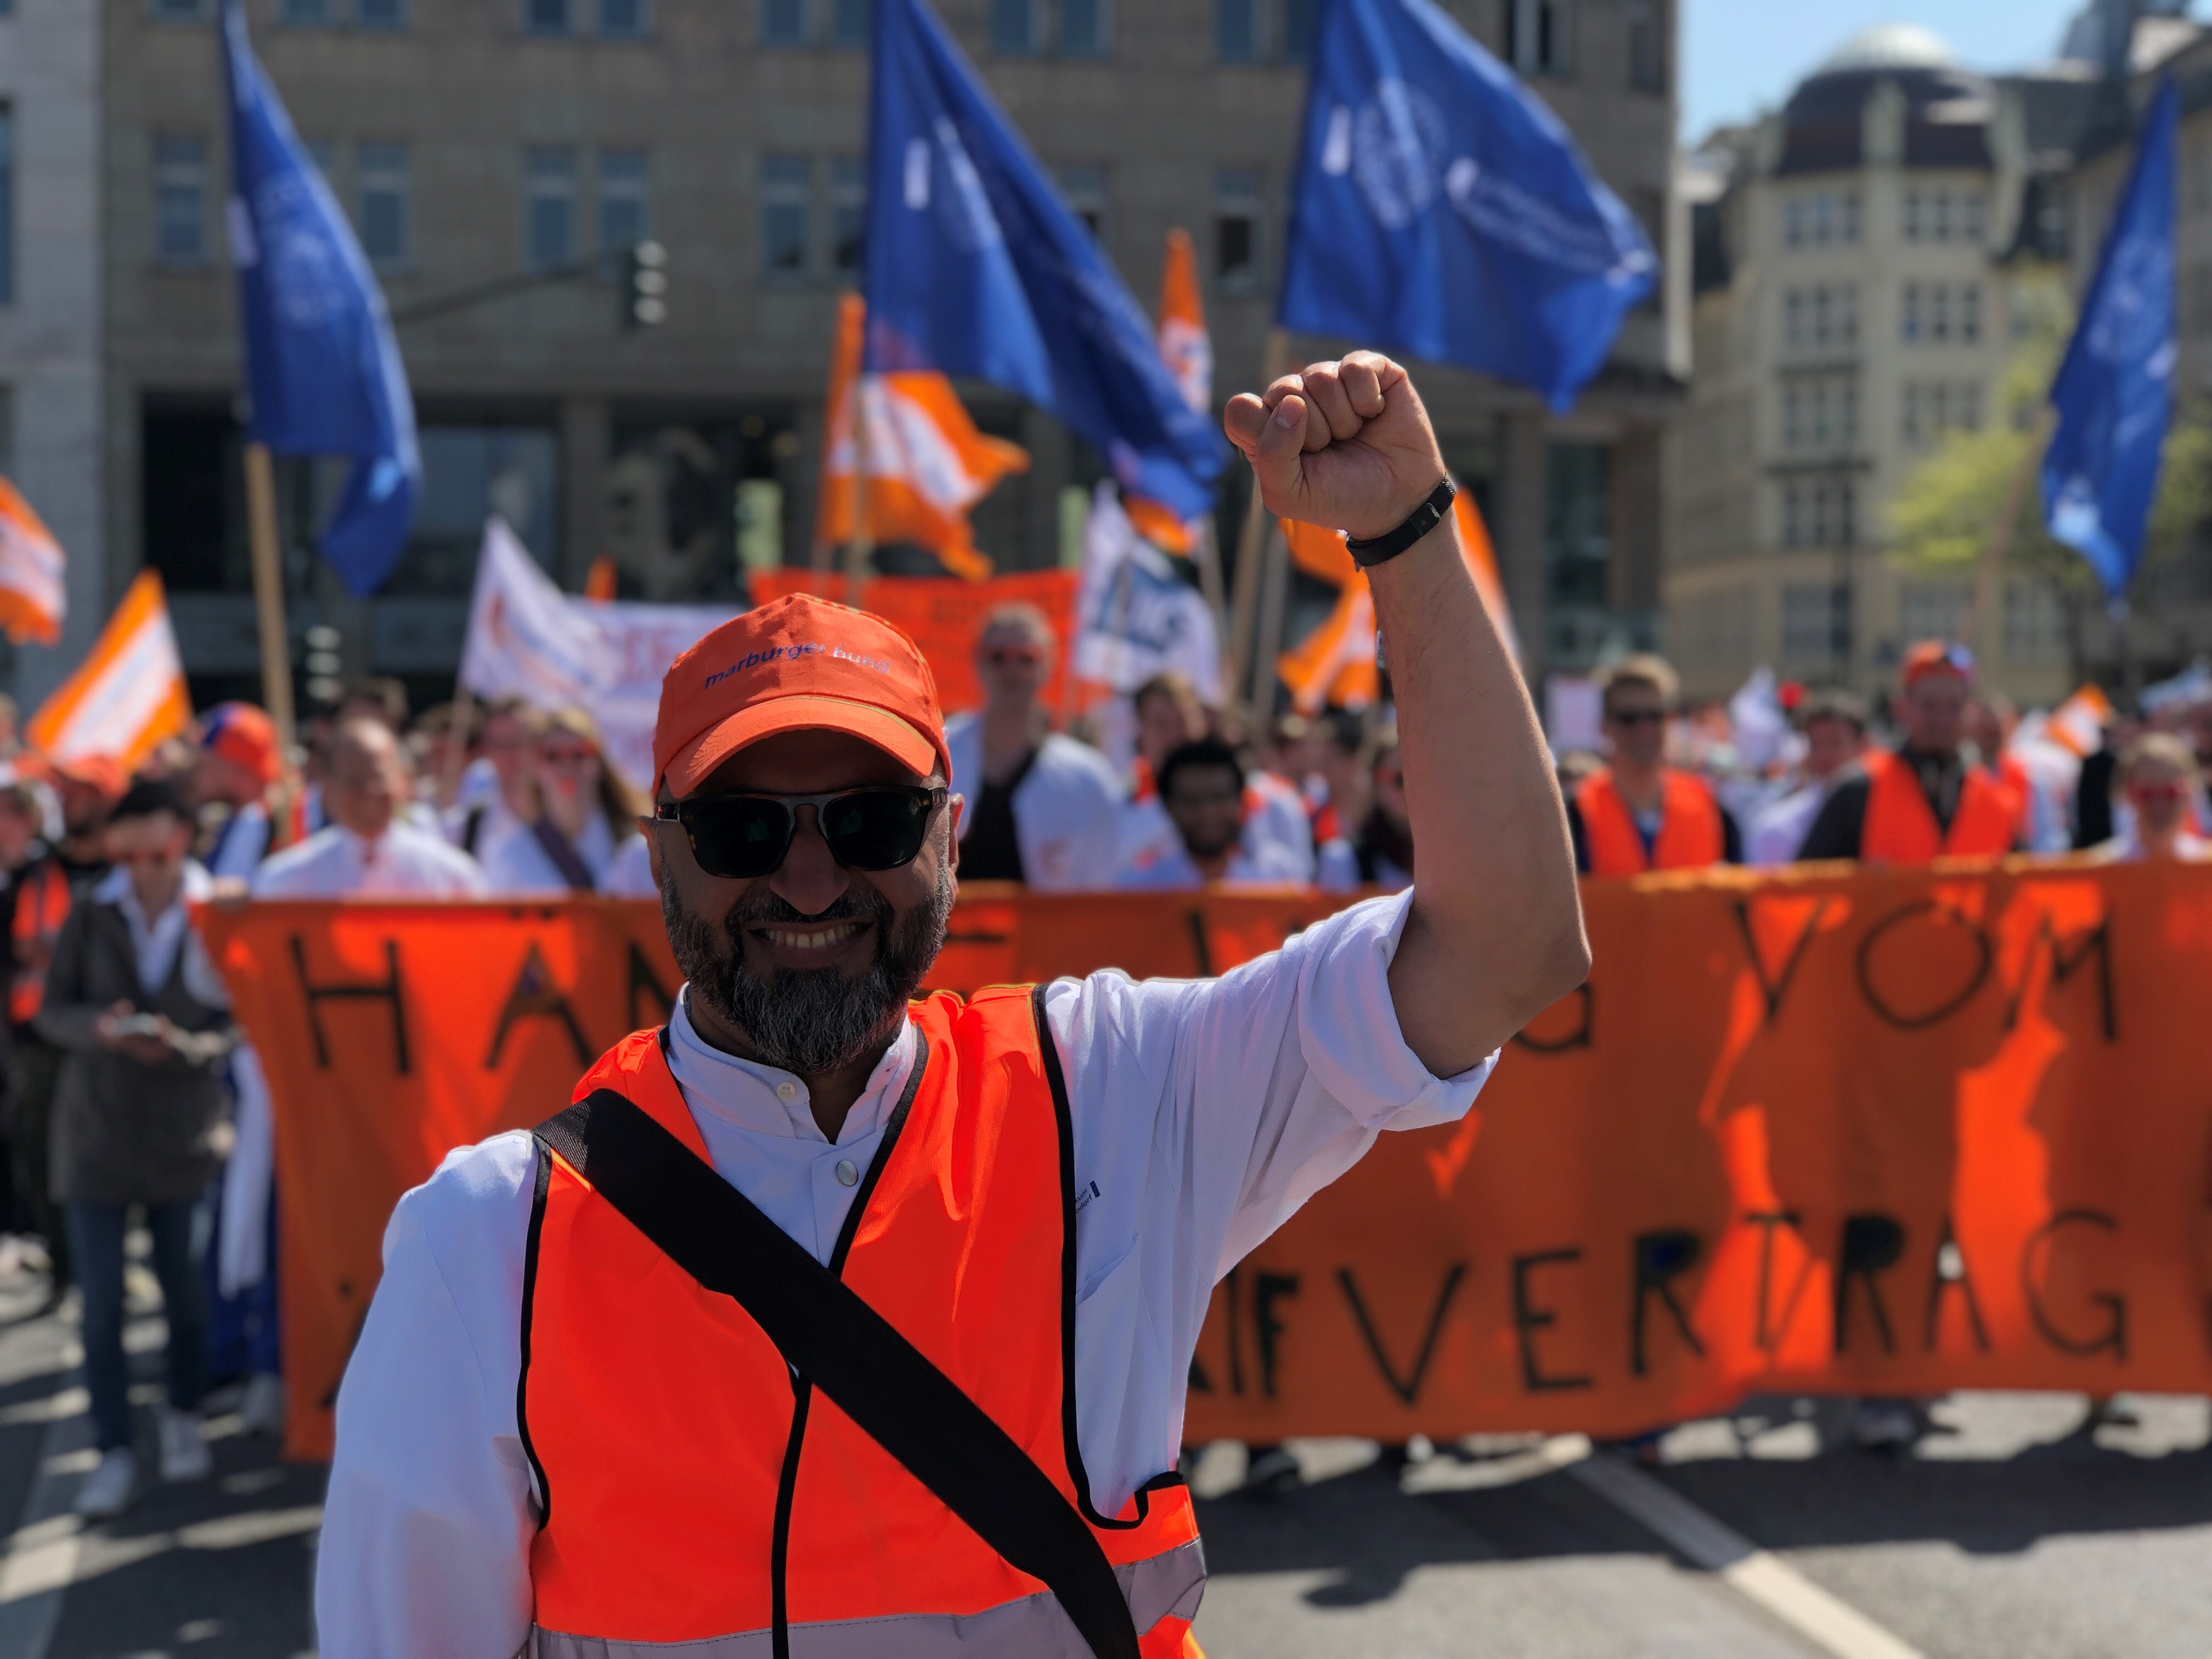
top-left (201, 861), bottom-right (2212, 1461)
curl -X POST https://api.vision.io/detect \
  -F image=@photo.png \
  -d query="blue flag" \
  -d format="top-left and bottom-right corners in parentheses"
top-left (1281, 0), bottom-right (1656, 413)
top-left (864, 0), bottom-right (1226, 519)
top-left (2044, 80), bottom-right (2178, 601)
top-left (222, 0), bottom-right (419, 596)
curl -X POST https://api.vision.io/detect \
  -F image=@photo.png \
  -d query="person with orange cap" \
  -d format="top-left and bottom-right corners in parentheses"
top-left (1798, 641), bottom-right (2022, 865)
top-left (192, 702), bottom-right (287, 882)
top-left (314, 351), bottom-right (1589, 1656)
top-left (1566, 654), bottom-right (1741, 876)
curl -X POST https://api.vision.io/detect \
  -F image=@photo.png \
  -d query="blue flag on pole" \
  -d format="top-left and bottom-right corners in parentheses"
top-left (221, 0), bottom-right (419, 597)
top-left (1280, 0), bottom-right (1656, 413)
top-left (864, 0), bottom-right (1226, 519)
top-left (2044, 79), bottom-right (2178, 601)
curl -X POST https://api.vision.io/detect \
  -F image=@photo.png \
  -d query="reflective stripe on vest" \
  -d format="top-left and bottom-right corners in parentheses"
top-left (521, 995), bottom-right (1205, 1656)
top-left (1576, 768), bottom-right (1725, 876)
top-left (8, 861), bottom-right (70, 1025)
top-left (1860, 751), bottom-right (2018, 864)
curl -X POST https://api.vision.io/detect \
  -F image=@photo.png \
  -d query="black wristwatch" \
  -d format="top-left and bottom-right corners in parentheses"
top-left (1345, 478), bottom-right (1457, 569)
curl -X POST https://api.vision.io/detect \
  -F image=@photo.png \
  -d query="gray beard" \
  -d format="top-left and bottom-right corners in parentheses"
top-left (662, 864), bottom-right (953, 1076)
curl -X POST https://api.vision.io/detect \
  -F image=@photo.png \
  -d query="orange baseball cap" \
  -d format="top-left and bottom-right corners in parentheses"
top-left (201, 702), bottom-right (283, 786)
top-left (1901, 640), bottom-right (1976, 688)
top-left (653, 594), bottom-right (950, 798)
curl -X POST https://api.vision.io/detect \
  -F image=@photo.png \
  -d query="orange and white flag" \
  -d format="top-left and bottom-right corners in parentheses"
top-left (26, 571), bottom-right (191, 771)
top-left (816, 292), bottom-right (1030, 583)
top-left (2047, 684), bottom-right (2113, 757)
top-left (0, 477), bottom-right (66, 646)
top-left (1119, 231), bottom-right (1215, 558)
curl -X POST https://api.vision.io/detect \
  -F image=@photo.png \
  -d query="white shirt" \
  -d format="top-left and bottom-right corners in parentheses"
top-left (945, 715), bottom-right (1125, 890)
top-left (475, 812), bottom-right (641, 898)
top-left (1114, 836), bottom-right (1312, 890)
top-left (252, 822), bottom-right (487, 899)
top-left (95, 860), bottom-right (228, 1007)
top-left (1747, 780), bottom-right (1830, 867)
top-left (2092, 827), bottom-right (2212, 862)
top-left (1118, 781), bottom-right (1317, 887)
top-left (315, 890), bottom-right (1491, 1655)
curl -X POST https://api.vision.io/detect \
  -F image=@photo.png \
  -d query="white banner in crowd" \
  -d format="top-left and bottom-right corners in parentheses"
top-left (458, 517), bottom-right (735, 792)
top-left (1072, 482), bottom-right (1221, 702)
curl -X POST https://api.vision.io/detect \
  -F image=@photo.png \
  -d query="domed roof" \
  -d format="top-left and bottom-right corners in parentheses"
top-left (1817, 23), bottom-right (1960, 74)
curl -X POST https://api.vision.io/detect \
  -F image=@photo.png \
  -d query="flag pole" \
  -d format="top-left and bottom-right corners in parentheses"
top-left (244, 442), bottom-right (296, 752)
top-left (1225, 327), bottom-right (1290, 713)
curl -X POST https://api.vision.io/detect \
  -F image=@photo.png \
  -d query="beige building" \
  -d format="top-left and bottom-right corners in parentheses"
top-left (1668, 24), bottom-right (2104, 707)
top-left (76, 0), bottom-right (1681, 713)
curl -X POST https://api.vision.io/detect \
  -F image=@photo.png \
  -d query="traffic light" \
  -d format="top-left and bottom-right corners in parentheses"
top-left (623, 240), bottom-right (668, 329)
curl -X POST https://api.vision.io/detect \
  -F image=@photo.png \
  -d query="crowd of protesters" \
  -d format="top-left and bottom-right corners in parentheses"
top-left (0, 608), bottom-right (2202, 1514)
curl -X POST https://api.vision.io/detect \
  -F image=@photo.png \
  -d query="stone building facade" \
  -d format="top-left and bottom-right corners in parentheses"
top-left (82, 0), bottom-right (1679, 710)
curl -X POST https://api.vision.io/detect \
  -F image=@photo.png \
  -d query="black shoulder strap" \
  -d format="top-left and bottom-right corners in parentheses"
top-left (533, 1088), bottom-right (1141, 1659)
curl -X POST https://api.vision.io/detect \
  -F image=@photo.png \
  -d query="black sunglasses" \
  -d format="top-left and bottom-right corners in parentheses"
top-left (654, 786), bottom-right (947, 879)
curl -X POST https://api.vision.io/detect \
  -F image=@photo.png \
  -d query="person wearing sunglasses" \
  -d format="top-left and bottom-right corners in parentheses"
top-left (478, 707), bottom-right (647, 897)
top-left (317, 352), bottom-right (1589, 1659)
top-left (1566, 654), bottom-right (1741, 877)
top-left (2091, 732), bottom-right (2212, 862)
top-left (943, 603), bottom-right (1122, 889)
top-left (1798, 640), bottom-right (2022, 866)
top-left (36, 778), bottom-right (238, 1519)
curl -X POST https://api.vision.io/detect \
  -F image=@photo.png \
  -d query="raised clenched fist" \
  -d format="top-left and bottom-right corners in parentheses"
top-left (1222, 351), bottom-right (1450, 544)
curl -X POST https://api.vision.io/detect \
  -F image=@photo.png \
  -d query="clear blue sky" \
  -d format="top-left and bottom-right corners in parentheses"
top-left (1683, 0), bottom-right (2087, 143)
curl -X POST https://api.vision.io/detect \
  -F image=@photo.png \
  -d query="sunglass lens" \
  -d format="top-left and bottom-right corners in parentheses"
top-left (687, 797), bottom-right (793, 879)
top-left (822, 790), bottom-right (932, 870)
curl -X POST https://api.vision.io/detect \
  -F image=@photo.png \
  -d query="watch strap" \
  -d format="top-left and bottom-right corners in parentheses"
top-left (1345, 478), bottom-right (1457, 569)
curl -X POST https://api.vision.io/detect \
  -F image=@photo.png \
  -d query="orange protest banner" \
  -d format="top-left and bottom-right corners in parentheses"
top-left (749, 567), bottom-right (1079, 714)
top-left (201, 862), bottom-right (2212, 1462)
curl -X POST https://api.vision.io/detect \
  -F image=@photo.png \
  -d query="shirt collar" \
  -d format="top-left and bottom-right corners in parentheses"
top-left (665, 986), bottom-right (918, 1148)
top-left (94, 859), bottom-right (212, 921)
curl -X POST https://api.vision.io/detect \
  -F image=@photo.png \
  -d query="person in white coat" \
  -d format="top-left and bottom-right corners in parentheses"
top-left (254, 722), bottom-right (486, 901)
top-left (944, 604), bottom-right (1122, 889)
top-left (476, 708), bottom-right (645, 896)
top-left (1747, 690), bottom-right (1870, 866)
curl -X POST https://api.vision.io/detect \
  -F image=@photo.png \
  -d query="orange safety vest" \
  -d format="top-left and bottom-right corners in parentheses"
top-left (1576, 768), bottom-right (1726, 876)
top-left (9, 860), bottom-right (70, 1026)
top-left (1860, 749), bottom-right (2019, 865)
top-left (523, 994), bottom-right (1206, 1657)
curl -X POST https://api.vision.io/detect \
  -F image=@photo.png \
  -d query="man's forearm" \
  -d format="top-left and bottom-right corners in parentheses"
top-left (1370, 515), bottom-right (1587, 1073)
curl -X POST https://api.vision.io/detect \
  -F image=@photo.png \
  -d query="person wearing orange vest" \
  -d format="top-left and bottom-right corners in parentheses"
top-left (1567, 654), bottom-right (1741, 876)
top-left (315, 352), bottom-right (1591, 1656)
top-left (1798, 641), bottom-right (2022, 866)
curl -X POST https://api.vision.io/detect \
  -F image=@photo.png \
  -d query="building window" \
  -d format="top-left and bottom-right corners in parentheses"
top-left (1625, 0), bottom-right (1663, 91)
top-left (599, 0), bottom-right (648, 34)
top-left (1837, 283), bottom-right (1857, 345)
top-left (1961, 282), bottom-right (1980, 343)
top-left (1784, 583), bottom-right (1846, 662)
top-left (1782, 485), bottom-right (1802, 549)
top-left (1812, 286), bottom-right (1831, 346)
top-left (356, 0), bottom-right (407, 25)
top-left (2006, 583), bottom-right (2066, 663)
top-left (761, 154), bottom-right (811, 275)
top-left (762, 0), bottom-right (806, 42)
top-left (1543, 442), bottom-right (1610, 611)
top-left (357, 140), bottom-right (410, 267)
top-left (829, 0), bottom-right (870, 46)
top-left (1903, 190), bottom-right (1921, 242)
top-left (1902, 582), bottom-right (1967, 644)
top-left (1280, 0), bottom-right (1317, 60)
top-left (1782, 385), bottom-right (1800, 449)
top-left (1841, 192), bottom-right (1860, 244)
top-left (1505, 0), bottom-right (1571, 75)
top-left (832, 156), bottom-right (866, 274)
top-left (525, 145), bottom-right (578, 267)
top-left (1812, 193), bottom-right (1833, 246)
top-left (1215, 170), bottom-right (1260, 294)
top-left (1839, 382), bottom-right (1858, 445)
top-left (989, 0), bottom-right (1038, 53)
top-left (0, 107), bottom-right (12, 306)
top-left (150, 0), bottom-right (205, 18)
top-left (598, 148), bottom-right (650, 254)
top-left (1901, 282), bottom-right (1920, 344)
top-left (523, 0), bottom-right (572, 32)
top-left (1963, 192), bottom-right (1985, 244)
top-left (1058, 0), bottom-right (1107, 54)
top-left (1932, 190), bottom-right (1952, 242)
top-left (155, 135), bottom-right (209, 264)
top-left (1929, 283), bottom-right (1950, 344)
top-left (283, 0), bottom-right (331, 22)
top-left (1057, 165), bottom-right (1109, 243)
top-left (1902, 383), bottom-right (1921, 444)
top-left (1783, 288), bottom-right (1801, 348)
top-left (1217, 0), bottom-right (1259, 60)
top-left (1784, 199), bottom-right (1802, 250)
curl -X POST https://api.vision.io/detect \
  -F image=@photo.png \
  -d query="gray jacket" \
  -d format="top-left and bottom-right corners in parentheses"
top-left (35, 887), bottom-right (235, 1207)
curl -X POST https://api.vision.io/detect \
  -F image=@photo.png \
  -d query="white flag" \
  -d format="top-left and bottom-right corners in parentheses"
top-left (1071, 483), bottom-right (1220, 702)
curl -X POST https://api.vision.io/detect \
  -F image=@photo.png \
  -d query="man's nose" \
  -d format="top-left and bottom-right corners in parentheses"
top-left (768, 805), bottom-right (852, 917)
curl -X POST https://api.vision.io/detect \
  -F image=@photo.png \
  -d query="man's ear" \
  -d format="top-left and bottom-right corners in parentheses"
top-left (945, 794), bottom-right (964, 877)
top-left (644, 823), bottom-right (666, 891)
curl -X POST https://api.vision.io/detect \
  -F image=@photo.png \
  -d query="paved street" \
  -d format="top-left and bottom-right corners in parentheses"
top-left (0, 1248), bottom-right (2207, 1658)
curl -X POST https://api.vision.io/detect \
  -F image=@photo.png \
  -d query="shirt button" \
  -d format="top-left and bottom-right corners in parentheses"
top-left (776, 1081), bottom-right (797, 1102)
top-left (834, 1159), bottom-right (859, 1187)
